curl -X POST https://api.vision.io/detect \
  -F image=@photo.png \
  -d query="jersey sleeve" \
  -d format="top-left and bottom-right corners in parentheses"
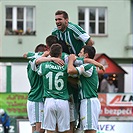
top-left (52, 28), bottom-right (58, 35)
top-left (61, 52), bottom-right (69, 64)
top-left (27, 52), bottom-right (36, 59)
top-left (37, 63), bottom-right (43, 76)
top-left (69, 22), bottom-right (90, 43)
top-left (76, 64), bottom-right (94, 77)
top-left (27, 52), bottom-right (44, 59)
top-left (29, 58), bottom-right (38, 71)
top-left (79, 33), bottom-right (90, 44)
top-left (37, 62), bottom-right (48, 76)
top-left (74, 57), bottom-right (84, 66)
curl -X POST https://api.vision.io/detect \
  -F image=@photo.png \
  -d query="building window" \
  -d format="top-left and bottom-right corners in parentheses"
top-left (78, 7), bottom-right (107, 36)
top-left (5, 6), bottom-right (36, 35)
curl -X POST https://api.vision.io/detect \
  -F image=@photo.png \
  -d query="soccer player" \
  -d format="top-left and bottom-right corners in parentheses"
top-left (26, 44), bottom-right (46, 133)
top-left (37, 43), bottom-right (70, 133)
top-left (68, 46), bottom-right (101, 133)
top-left (26, 43), bottom-right (63, 133)
top-left (52, 10), bottom-right (95, 131)
top-left (52, 10), bottom-right (94, 56)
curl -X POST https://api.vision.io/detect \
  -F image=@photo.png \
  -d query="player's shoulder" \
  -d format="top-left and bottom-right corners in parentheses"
top-left (62, 52), bottom-right (69, 57)
top-left (68, 22), bottom-right (78, 28)
top-left (52, 27), bottom-right (58, 33)
top-left (68, 22), bottom-right (84, 31)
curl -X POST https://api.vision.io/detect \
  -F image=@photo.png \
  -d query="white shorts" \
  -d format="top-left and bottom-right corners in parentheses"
top-left (42, 98), bottom-right (70, 132)
top-left (27, 100), bottom-right (44, 126)
top-left (80, 98), bottom-right (101, 131)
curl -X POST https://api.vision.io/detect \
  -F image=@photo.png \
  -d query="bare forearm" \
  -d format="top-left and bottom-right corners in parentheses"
top-left (68, 60), bottom-right (78, 74)
top-left (36, 57), bottom-right (64, 66)
top-left (84, 58), bottom-right (105, 72)
top-left (36, 57), bottom-right (53, 64)
top-left (86, 38), bottom-right (94, 46)
top-left (84, 58), bottom-right (100, 67)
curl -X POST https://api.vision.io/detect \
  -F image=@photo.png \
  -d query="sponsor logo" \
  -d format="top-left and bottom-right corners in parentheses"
top-left (100, 106), bottom-right (133, 116)
top-left (108, 94), bottom-right (133, 106)
top-left (97, 124), bottom-right (115, 131)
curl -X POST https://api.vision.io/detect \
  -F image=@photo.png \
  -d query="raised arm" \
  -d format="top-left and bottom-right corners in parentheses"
top-left (36, 57), bottom-right (64, 66)
top-left (86, 37), bottom-right (94, 46)
top-left (84, 58), bottom-right (105, 72)
top-left (67, 54), bottom-right (78, 75)
top-left (23, 53), bottom-right (27, 58)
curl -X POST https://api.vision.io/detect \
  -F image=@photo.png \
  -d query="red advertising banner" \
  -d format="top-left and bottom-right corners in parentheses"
top-left (100, 106), bottom-right (133, 116)
top-left (98, 94), bottom-right (107, 106)
top-left (98, 93), bottom-right (133, 116)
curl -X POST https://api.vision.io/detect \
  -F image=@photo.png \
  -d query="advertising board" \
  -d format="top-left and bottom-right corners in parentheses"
top-left (16, 120), bottom-right (133, 133)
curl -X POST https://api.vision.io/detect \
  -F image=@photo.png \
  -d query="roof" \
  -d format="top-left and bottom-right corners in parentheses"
top-left (94, 53), bottom-right (127, 74)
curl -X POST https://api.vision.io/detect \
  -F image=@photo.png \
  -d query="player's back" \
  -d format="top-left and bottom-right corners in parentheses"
top-left (38, 61), bottom-right (69, 100)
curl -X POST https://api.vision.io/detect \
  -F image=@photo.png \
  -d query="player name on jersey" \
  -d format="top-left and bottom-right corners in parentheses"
top-left (45, 64), bottom-right (65, 70)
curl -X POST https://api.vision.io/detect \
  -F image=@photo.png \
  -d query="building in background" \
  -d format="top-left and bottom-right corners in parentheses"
top-left (0, 0), bottom-right (132, 93)
top-left (0, 1), bottom-right (133, 132)
top-left (94, 53), bottom-right (127, 93)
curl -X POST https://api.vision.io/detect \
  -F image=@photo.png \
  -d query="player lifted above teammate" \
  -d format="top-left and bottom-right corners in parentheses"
top-left (52, 10), bottom-right (94, 55)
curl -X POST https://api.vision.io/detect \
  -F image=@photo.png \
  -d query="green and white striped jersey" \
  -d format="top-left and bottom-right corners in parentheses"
top-left (38, 61), bottom-right (69, 100)
top-left (27, 52), bottom-right (44, 59)
top-left (76, 63), bottom-right (99, 99)
top-left (52, 22), bottom-right (90, 55)
top-left (27, 57), bottom-right (44, 102)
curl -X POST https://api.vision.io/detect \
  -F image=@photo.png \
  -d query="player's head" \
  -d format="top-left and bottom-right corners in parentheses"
top-left (78, 46), bottom-right (96, 59)
top-left (45, 35), bottom-right (70, 54)
top-left (55, 10), bottom-right (69, 32)
top-left (50, 43), bottom-right (62, 58)
top-left (34, 44), bottom-right (47, 52)
top-left (46, 35), bottom-right (58, 49)
top-left (55, 10), bottom-right (68, 19)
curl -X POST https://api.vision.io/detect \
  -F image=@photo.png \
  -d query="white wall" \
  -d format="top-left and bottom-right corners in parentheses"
top-left (11, 63), bottom-right (30, 92)
top-left (0, 63), bottom-right (6, 92)
top-left (120, 64), bottom-right (133, 93)
top-left (0, 63), bottom-right (132, 93)
top-left (11, 63), bottom-right (132, 93)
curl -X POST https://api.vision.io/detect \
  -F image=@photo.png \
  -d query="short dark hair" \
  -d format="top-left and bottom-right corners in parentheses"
top-left (46, 35), bottom-right (58, 48)
top-left (50, 43), bottom-right (62, 57)
top-left (35, 44), bottom-right (46, 52)
top-left (58, 40), bottom-right (70, 54)
top-left (82, 46), bottom-right (96, 59)
top-left (55, 10), bottom-right (68, 19)
top-left (46, 35), bottom-right (70, 54)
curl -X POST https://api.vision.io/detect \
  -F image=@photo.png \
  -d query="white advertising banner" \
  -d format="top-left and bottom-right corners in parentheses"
top-left (17, 121), bottom-right (133, 133)
top-left (19, 121), bottom-right (32, 133)
top-left (97, 122), bottom-right (133, 133)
